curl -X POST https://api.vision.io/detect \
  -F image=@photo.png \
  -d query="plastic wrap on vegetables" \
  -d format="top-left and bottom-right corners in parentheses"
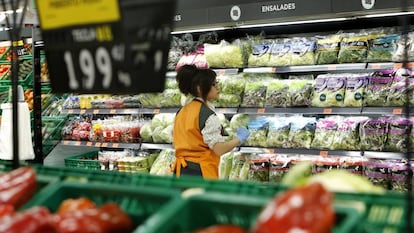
top-left (316, 34), bottom-right (342, 64)
top-left (213, 93), bottom-right (241, 107)
top-left (288, 79), bottom-right (314, 107)
top-left (269, 155), bottom-right (291, 183)
top-left (149, 149), bottom-right (176, 176)
top-left (288, 116), bottom-right (317, 149)
top-left (165, 78), bottom-right (178, 89)
top-left (229, 113), bottom-right (250, 132)
top-left (241, 79), bottom-right (268, 107)
top-left (248, 42), bottom-right (272, 67)
top-left (264, 79), bottom-right (290, 107)
top-left (387, 73), bottom-right (408, 106)
top-left (393, 32), bottom-right (414, 62)
top-left (364, 70), bottom-right (394, 106)
top-left (311, 74), bottom-right (329, 107)
top-left (367, 34), bottom-right (399, 62)
top-left (289, 37), bottom-right (317, 66)
top-left (364, 158), bottom-right (391, 190)
top-left (248, 155), bottom-right (270, 182)
top-left (330, 116), bottom-right (368, 151)
top-left (340, 156), bottom-right (367, 176)
top-left (325, 74), bottom-right (347, 107)
top-left (245, 117), bottom-right (269, 147)
top-left (268, 38), bottom-right (292, 66)
top-left (266, 116), bottom-right (291, 148)
top-left (217, 74), bottom-right (246, 94)
top-left (359, 118), bottom-right (388, 151)
top-left (338, 33), bottom-right (369, 63)
top-left (343, 73), bottom-right (370, 107)
top-left (204, 40), bottom-right (245, 68)
top-left (139, 93), bottom-right (163, 108)
top-left (160, 89), bottom-right (182, 107)
top-left (310, 116), bottom-right (342, 150)
top-left (384, 116), bottom-right (412, 152)
top-left (219, 152), bottom-right (236, 180)
top-left (313, 156), bottom-right (341, 174)
top-left (390, 159), bottom-right (412, 192)
top-left (168, 36), bottom-right (184, 70)
top-left (229, 153), bottom-right (249, 181)
top-left (410, 117), bottom-right (414, 152)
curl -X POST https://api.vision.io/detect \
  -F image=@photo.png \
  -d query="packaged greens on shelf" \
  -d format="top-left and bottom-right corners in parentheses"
top-left (343, 73), bottom-right (370, 107)
top-left (367, 34), bottom-right (399, 62)
top-left (168, 36), bottom-right (184, 71)
top-left (149, 149), bottom-right (175, 176)
top-left (384, 116), bottom-right (411, 152)
top-left (218, 152), bottom-right (236, 180)
top-left (265, 116), bottom-right (291, 148)
top-left (310, 116), bottom-right (343, 150)
top-left (338, 33), bottom-right (369, 63)
top-left (364, 158), bottom-right (391, 190)
top-left (315, 34), bottom-right (342, 65)
top-left (229, 113), bottom-right (250, 132)
top-left (217, 74), bottom-right (246, 94)
top-left (269, 155), bottom-right (291, 183)
top-left (330, 116), bottom-right (369, 151)
top-left (287, 116), bottom-right (317, 149)
top-left (228, 153), bottom-right (249, 181)
top-left (268, 38), bottom-right (292, 66)
top-left (204, 39), bottom-right (246, 68)
top-left (364, 69), bottom-right (394, 106)
top-left (213, 93), bottom-right (241, 107)
top-left (264, 79), bottom-right (290, 107)
top-left (359, 117), bottom-right (388, 151)
top-left (393, 31), bottom-right (414, 62)
top-left (245, 117), bottom-right (269, 147)
top-left (289, 37), bottom-right (317, 66)
top-left (311, 74), bottom-right (346, 107)
top-left (241, 76), bottom-right (269, 107)
top-left (248, 154), bottom-right (270, 182)
top-left (311, 74), bottom-right (329, 107)
top-left (139, 121), bottom-right (153, 143)
top-left (247, 41), bottom-right (273, 67)
top-left (389, 159), bottom-right (412, 192)
top-left (287, 78), bottom-right (314, 107)
top-left (386, 70), bottom-right (410, 106)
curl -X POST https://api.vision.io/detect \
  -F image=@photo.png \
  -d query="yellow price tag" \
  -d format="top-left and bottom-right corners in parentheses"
top-left (37, 0), bottom-right (120, 30)
top-left (12, 40), bottom-right (23, 46)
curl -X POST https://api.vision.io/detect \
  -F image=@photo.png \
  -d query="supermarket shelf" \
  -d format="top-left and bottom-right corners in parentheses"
top-left (60, 140), bottom-right (142, 150)
top-left (60, 107), bottom-right (238, 115)
top-left (243, 63), bottom-right (367, 73)
top-left (141, 143), bottom-right (173, 150)
top-left (237, 107), bottom-right (414, 115)
top-left (166, 68), bottom-right (240, 77)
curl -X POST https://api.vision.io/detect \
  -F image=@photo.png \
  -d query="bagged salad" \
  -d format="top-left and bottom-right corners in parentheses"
top-left (364, 69), bottom-right (394, 106)
top-left (248, 154), bottom-right (270, 182)
top-left (289, 37), bottom-right (317, 66)
top-left (218, 152), bottom-right (237, 180)
top-left (338, 33), bottom-right (370, 63)
top-left (287, 116), bottom-right (317, 149)
top-left (367, 33), bottom-right (399, 62)
top-left (311, 116), bottom-right (343, 150)
top-left (149, 149), bottom-right (176, 176)
top-left (245, 117), bottom-right (269, 147)
top-left (266, 116), bottom-right (291, 148)
top-left (359, 117), bottom-right (388, 151)
top-left (343, 73), bottom-right (370, 107)
top-left (241, 76), bottom-right (269, 107)
top-left (264, 79), bottom-right (290, 107)
top-left (247, 39), bottom-right (273, 67)
top-left (330, 116), bottom-right (369, 151)
top-left (315, 34), bottom-right (342, 64)
top-left (384, 116), bottom-right (412, 152)
top-left (268, 38), bottom-right (292, 66)
top-left (269, 155), bottom-right (292, 183)
top-left (288, 77), bottom-right (314, 107)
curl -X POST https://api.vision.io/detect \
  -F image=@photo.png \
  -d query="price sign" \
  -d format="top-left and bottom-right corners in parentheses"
top-left (36, 0), bottom-right (177, 94)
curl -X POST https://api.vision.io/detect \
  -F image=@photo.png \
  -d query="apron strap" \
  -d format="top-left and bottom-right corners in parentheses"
top-left (172, 157), bottom-right (188, 178)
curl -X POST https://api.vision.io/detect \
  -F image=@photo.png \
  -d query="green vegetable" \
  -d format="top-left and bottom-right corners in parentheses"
top-left (316, 34), bottom-right (342, 64)
top-left (289, 37), bottom-right (317, 66)
top-left (268, 39), bottom-right (292, 66)
top-left (367, 34), bottom-right (399, 62)
top-left (265, 80), bottom-right (290, 107)
top-left (139, 123), bottom-right (153, 142)
top-left (248, 156), bottom-right (270, 182)
top-left (338, 34), bottom-right (370, 63)
top-left (343, 74), bottom-right (370, 107)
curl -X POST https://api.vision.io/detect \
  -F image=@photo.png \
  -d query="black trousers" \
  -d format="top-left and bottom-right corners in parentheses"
top-left (179, 161), bottom-right (202, 177)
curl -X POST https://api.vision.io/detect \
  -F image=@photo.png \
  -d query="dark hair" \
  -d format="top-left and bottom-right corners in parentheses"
top-left (176, 65), bottom-right (216, 101)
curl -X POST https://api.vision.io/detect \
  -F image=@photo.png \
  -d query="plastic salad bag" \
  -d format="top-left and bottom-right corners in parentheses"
top-left (384, 116), bottom-right (412, 153)
top-left (289, 37), bottom-right (317, 66)
top-left (343, 73), bottom-right (370, 107)
top-left (248, 154), bottom-right (270, 182)
top-left (149, 149), bottom-right (176, 176)
top-left (245, 117), bottom-right (269, 147)
top-left (330, 116), bottom-right (369, 151)
top-left (315, 33), bottom-right (342, 64)
top-left (268, 38), bottom-right (292, 66)
top-left (311, 116), bottom-right (343, 150)
top-left (364, 69), bottom-right (394, 106)
top-left (359, 117), bottom-right (388, 151)
top-left (367, 33), bottom-right (399, 62)
top-left (338, 32), bottom-right (370, 63)
top-left (241, 76), bottom-right (269, 107)
top-left (265, 79), bottom-right (290, 107)
top-left (287, 77), bottom-right (314, 107)
top-left (287, 116), bottom-right (317, 149)
top-left (265, 116), bottom-right (291, 148)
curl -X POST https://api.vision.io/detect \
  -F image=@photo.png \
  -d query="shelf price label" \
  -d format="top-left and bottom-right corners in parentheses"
top-left (36, 0), bottom-right (177, 94)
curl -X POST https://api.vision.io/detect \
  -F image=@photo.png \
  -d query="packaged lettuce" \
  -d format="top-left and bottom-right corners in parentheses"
top-left (343, 73), bottom-right (370, 107)
top-left (266, 116), bottom-right (291, 148)
top-left (213, 93), bottom-right (241, 107)
top-left (393, 32), bottom-right (414, 62)
top-left (316, 34), bottom-right (342, 64)
top-left (165, 78), bottom-right (178, 89)
top-left (384, 117), bottom-right (411, 152)
top-left (359, 118), bottom-right (388, 151)
top-left (330, 116), bottom-right (369, 150)
top-left (229, 113), bottom-right (250, 131)
top-left (313, 156), bottom-right (341, 174)
top-left (338, 34), bottom-right (369, 63)
top-left (139, 93), bottom-right (163, 107)
top-left (264, 79), bottom-right (290, 107)
top-left (245, 117), bottom-right (269, 147)
top-left (268, 38), bottom-right (292, 66)
top-left (367, 34), bottom-right (399, 62)
top-left (228, 153), bottom-right (245, 181)
top-left (325, 74), bottom-right (347, 107)
top-left (390, 160), bottom-right (412, 192)
top-left (364, 70), bottom-right (394, 106)
top-left (248, 155), bottom-right (270, 182)
top-left (149, 149), bottom-right (175, 176)
top-left (241, 79), bottom-right (268, 107)
top-left (204, 41), bottom-right (225, 68)
top-left (288, 79), bottom-right (314, 107)
top-left (289, 37), bottom-right (317, 66)
top-left (247, 42), bottom-right (272, 67)
top-left (311, 74), bottom-right (329, 107)
top-left (364, 158), bottom-right (391, 190)
top-left (139, 122), bottom-right (153, 143)
top-left (217, 74), bottom-right (246, 94)
top-left (340, 156), bottom-right (367, 176)
top-left (222, 39), bottom-right (247, 68)
top-left (269, 155), bottom-right (291, 183)
top-left (160, 89), bottom-right (181, 107)
top-left (288, 116), bottom-right (317, 149)
top-left (310, 116), bottom-right (342, 150)
top-left (219, 152), bottom-right (236, 180)
top-left (387, 74), bottom-right (408, 106)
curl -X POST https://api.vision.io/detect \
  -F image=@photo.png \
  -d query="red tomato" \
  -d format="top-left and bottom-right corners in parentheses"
top-left (193, 224), bottom-right (246, 233)
top-left (251, 183), bottom-right (335, 233)
top-left (0, 204), bottom-right (14, 218)
top-left (57, 197), bottom-right (96, 215)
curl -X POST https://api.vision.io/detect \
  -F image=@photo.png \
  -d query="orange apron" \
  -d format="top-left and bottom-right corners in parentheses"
top-left (173, 100), bottom-right (220, 179)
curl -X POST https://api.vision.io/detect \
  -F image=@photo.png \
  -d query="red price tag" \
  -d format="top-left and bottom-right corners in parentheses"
top-left (110, 109), bottom-right (117, 114)
top-left (75, 141), bottom-right (81, 146)
top-left (124, 109), bottom-right (131, 114)
top-left (218, 70), bottom-right (225, 75)
top-left (93, 109), bottom-right (99, 114)
top-left (153, 109), bottom-right (160, 114)
top-left (257, 108), bottom-right (265, 114)
top-left (63, 141), bottom-right (69, 145)
top-left (102, 143), bottom-right (108, 147)
top-left (95, 142), bottom-right (102, 147)
top-left (271, 67), bottom-right (277, 72)
top-left (67, 109), bottom-right (74, 114)
top-left (394, 63), bottom-right (403, 68)
top-left (86, 142), bottom-right (93, 146)
top-left (112, 143), bottom-right (119, 148)
top-left (264, 148), bottom-right (275, 153)
top-left (80, 109), bottom-right (86, 114)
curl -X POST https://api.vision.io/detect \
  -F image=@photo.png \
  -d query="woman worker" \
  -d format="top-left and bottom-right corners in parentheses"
top-left (172, 64), bottom-right (250, 179)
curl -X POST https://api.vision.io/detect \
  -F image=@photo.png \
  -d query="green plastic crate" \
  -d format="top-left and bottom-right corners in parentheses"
top-left (64, 150), bottom-right (100, 170)
top-left (22, 181), bottom-right (181, 229)
top-left (334, 192), bottom-right (414, 233)
top-left (135, 191), bottom-right (361, 233)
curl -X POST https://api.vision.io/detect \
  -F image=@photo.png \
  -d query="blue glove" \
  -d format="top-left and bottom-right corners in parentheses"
top-left (236, 126), bottom-right (250, 145)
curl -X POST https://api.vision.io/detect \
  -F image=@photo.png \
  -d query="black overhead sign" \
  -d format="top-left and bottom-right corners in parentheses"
top-left (36, 0), bottom-right (177, 94)
top-left (332, 0), bottom-right (413, 13)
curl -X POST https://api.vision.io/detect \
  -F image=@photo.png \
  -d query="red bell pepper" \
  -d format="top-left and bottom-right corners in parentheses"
top-left (0, 204), bottom-right (14, 218)
top-left (0, 206), bottom-right (55, 233)
top-left (252, 182), bottom-right (335, 233)
top-left (0, 166), bottom-right (37, 209)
